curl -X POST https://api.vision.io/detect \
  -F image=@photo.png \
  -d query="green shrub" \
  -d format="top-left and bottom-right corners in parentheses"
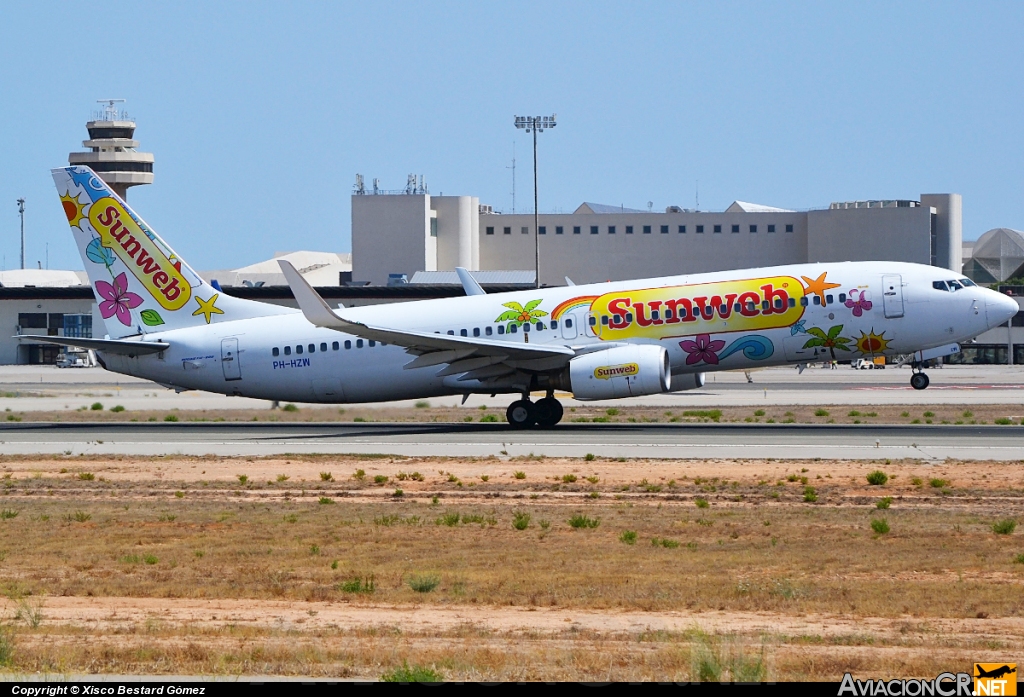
top-left (568, 514), bottom-right (600, 529)
top-left (562, 473), bottom-right (577, 483)
top-left (415, 401), bottom-right (430, 409)
top-left (90, 402), bottom-right (103, 411)
top-left (620, 530), bottom-right (637, 545)
top-left (606, 408), bottom-right (619, 416)
top-left (0, 509), bottom-right (17, 520)
top-left (584, 453), bottom-right (596, 461)
top-left (929, 478), bottom-right (949, 488)
top-left (651, 537), bottom-right (680, 548)
top-left (439, 511), bottom-right (460, 527)
top-left (318, 497), bottom-right (334, 505)
top-left (408, 575), bottom-right (440, 593)
top-left (695, 497), bottom-right (709, 509)
top-left (480, 414), bottom-right (498, 422)
top-left (276, 474), bottom-right (289, 482)
top-left (381, 663), bottom-right (441, 683)
top-left (682, 409), bottom-right (722, 421)
top-left (876, 497), bottom-right (892, 509)
top-left (320, 472), bottom-right (333, 481)
top-left (1014, 553), bottom-right (1024, 564)
top-left (992, 519), bottom-right (1017, 535)
top-left (512, 512), bottom-right (531, 530)
top-left (866, 470), bottom-right (888, 486)
top-left (339, 575), bottom-right (375, 593)
top-left (164, 414), bottom-right (178, 422)
top-left (373, 475), bottom-right (388, 484)
top-left (143, 554), bottom-right (158, 565)
top-left (78, 472), bottom-right (95, 481)
top-left (754, 409), bottom-right (766, 417)
top-left (803, 486), bottom-right (817, 503)
top-left (352, 469), bottom-right (365, 480)
top-left (814, 408), bottom-right (829, 417)
top-left (110, 405), bottom-right (125, 412)
top-left (513, 471), bottom-right (526, 480)
top-left (995, 417), bottom-right (1014, 425)
top-left (870, 518), bottom-right (890, 535)
top-left (282, 403), bottom-right (298, 412)
top-left (237, 474), bottom-right (248, 485)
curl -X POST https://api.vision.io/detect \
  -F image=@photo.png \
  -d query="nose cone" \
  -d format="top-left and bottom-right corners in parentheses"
top-left (986, 290), bottom-right (1019, 328)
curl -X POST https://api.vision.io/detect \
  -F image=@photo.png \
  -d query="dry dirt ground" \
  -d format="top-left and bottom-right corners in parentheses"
top-left (2, 402), bottom-right (1024, 426)
top-left (0, 454), bottom-right (1021, 681)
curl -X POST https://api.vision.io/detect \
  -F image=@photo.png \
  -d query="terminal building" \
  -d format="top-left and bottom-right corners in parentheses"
top-left (352, 181), bottom-right (963, 286)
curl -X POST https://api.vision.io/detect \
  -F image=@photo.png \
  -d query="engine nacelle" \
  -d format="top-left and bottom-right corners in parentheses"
top-left (568, 345), bottom-right (671, 400)
top-left (671, 372), bottom-right (705, 391)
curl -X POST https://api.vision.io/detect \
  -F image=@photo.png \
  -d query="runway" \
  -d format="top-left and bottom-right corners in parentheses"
top-left (1, 421), bottom-right (1022, 460)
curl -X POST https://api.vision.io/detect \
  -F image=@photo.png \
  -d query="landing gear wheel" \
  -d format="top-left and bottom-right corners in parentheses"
top-left (533, 397), bottom-right (564, 428)
top-left (506, 399), bottom-right (536, 429)
top-left (910, 372), bottom-right (930, 390)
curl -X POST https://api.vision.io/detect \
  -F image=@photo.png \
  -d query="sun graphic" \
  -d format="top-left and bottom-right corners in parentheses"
top-left (855, 329), bottom-right (890, 355)
top-left (60, 193), bottom-right (87, 228)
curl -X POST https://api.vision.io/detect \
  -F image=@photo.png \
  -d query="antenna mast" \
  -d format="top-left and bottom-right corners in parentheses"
top-left (507, 142), bottom-right (516, 214)
top-left (16, 198), bottom-right (25, 270)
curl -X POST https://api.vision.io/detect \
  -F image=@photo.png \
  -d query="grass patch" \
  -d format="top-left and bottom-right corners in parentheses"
top-left (929, 478), bottom-right (949, 488)
top-left (695, 498), bottom-right (709, 509)
top-left (689, 629), bottom-right (767, 682)
top-left (281, 403), bottom-right (299, 412)
top-left (562, 474), bottom-right (577, 483)
top-left (408, 575), bottom-right (440, 593)
top-left (866, 470), bottom-right (888, 486)
top-left (339, 575), bottom-right (375, 593)
top-left (381, 662), bottom-right (441, 683)
top-left (992, 519), bottom-right (1017, 535)
top-left (318, 497), bottom-right (334, 505)
top-left (682, 409), bottom-right (722, 422)
top-left (870, 519), bottom-right (890, 535)
top-left (876, 497), bottom-right (893, 510)
top-left (619, 530), bottom-right (637, 545)
top-left (568, 514), bottom-right (600, 529)
top-left (651, 537), bottom-right (680, 548)
top-left (803, 487), bottom-right (817, 503)
top-left (320, 472), bottom-right (333, 481)
top-left (110, 405), bottom-right (125, 413)
top-left (512, 512), bottom-right (531, 530)
top-left (814, 408), bottom-right (829, 417)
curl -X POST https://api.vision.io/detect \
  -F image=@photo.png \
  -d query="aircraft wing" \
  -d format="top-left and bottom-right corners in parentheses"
top-left (279, 261), bottom-right (574, 371)
top-left (16, 335), bottom-right (169, 356)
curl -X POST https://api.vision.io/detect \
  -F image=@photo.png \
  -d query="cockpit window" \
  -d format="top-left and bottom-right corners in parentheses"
top-left (960, 278), bottom-right (977, 287)
top-left (932, 281), bottom-right (948, 291)
top-left (947, 279), bottom-right (963, 291)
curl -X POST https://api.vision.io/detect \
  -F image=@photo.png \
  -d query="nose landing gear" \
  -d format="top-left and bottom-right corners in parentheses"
top-left (505, 393), bottom-right (565, 428)
top-left (910, 368), bottom-right (930, 390)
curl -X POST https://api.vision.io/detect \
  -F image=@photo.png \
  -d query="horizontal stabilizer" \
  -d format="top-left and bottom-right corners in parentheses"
top-left (16, 335), bottom-right (168, 356)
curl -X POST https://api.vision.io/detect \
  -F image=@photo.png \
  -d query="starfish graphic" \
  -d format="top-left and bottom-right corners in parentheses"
top-left (192, 294), bottom-right (224, 324)
top-left (800, 272), bottom-right (841, 303)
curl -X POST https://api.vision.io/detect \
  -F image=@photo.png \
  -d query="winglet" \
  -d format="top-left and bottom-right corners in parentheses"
top-left (279, 260), bottom-right (349, 329)
top-left (565, 276), bottom-right (576, 286)
top-left (455, 267), bottom-right (485, 296)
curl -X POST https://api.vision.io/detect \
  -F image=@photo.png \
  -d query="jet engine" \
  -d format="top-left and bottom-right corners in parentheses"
top-left (671, 371), bottom-right (705, 391)
top-left (568, 345), bottom-right (671, 400)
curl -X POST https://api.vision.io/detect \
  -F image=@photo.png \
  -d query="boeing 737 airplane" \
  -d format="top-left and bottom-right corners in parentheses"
top-left (25, 166), bottom-right (1018, 428)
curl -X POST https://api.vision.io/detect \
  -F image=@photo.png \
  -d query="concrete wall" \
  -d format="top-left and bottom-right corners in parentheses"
top-left (806, 206), bottom-right (934, 266)
top-left (478, 212), bottom-right (807, 285)
top-left (921, 193), bottom-right (962, 272)
top-left (351, 194), bottom-right (432, 285)
top-left (431, 196), bottom-right (479, 272)
top-left (0, 298), bottom-right (95, 365)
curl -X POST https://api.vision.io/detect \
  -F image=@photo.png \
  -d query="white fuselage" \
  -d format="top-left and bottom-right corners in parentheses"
top-left (96, 261), bottom-right (1012, 403)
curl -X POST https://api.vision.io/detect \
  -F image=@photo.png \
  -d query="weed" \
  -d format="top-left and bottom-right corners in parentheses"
top-left (70, 511), bottom-right (91, 523)
top-left (309, 544), bottom-right (321, 556)
top-left (866, 470), bottom-right (888, 486)
top-left (480, 414), bottom-right (498, 422)
top-left (803, 486), bottom-right (818, 503)
top-left (392, 489), bottom-right (404, 498)
top-left (911, 477), bottom-right (923, 486)
top-left (282, 403), bottom-right (299, 412)
top-left (283, 514), bottom-right (298, 523)
top-left (514, 471), bottom-right (526, 480)
top-left (814, 408), bottom-right (829, 417)
top-left (110, 405), bottom-right (125, 412)
top-left (876, 497), bottom-right (893, 510)
top-left (584, 453), bottom-right (596, 462)
top-left (992, 519), bottom-right (1017, 535)
top-left (651, 537), bottom-right (680, 548)
top-left (164, 414), bottom-right (178, 422)
top-left (695, 498), bottom-right (709, 509)
top-left (120, 554), bottom-right (140, 563)
top-left (318, 497), bottom-right (334, 505)
top-left (620, 530), bottom-right (638, 545)
top-left (276, 474), bottom-right (290, 482)
top-left (194, 550), bottom-right (205, 558)
top-left (1013, 553), bottom-right (1024, 564)
top-left (848, 410), bottom-right (861, 417)
top-left (373, 475), bottom-right (388, 484)
top-left (995, 417), bottom-right (1014, 425)
top-left (690, 629), bottom-right (767, 682)
top-left (585, 476), bottom-right (600, 484)
top-left (237, 474), bottom-right (248, 485)
top-left (430, 496), bottom-right (439, 506)
top-left (562, 473), bottom-right (577, 483)
top-left (568, 514), bottom-right (600, 529)
top-left (330, 560), bottom-right (338, 570)
top-left (512, 511), bottom-right (531, 530)
top-left (340, 575), bottom-right (375, 593)
top-left (929, 478), bottom-right (949, 488)
top-left (439, 511), bottom-right (460, 527)
top-left (352, 469), bottom-right (365, 481)
top-left (923, 411), bottom-right (935, 417)
top-left (539, 519), bottom-right (551, 530)
top-left (606, 408), bottom-right (620, 416)
top-left (90, 402), bottom-right (103, 411)
top-left (143, 554), bottom-right (158, 565)
top-left (381, 663), bottom-right (441, 683)
top-left (14, 598), bottom-right (43, 628)
top-left (0, 509), bottom-right (18, 520)
top-left (408, 575), bottom-right (440, 593)
top-left (870, 519), bottom-right (890, 535)
top-left (173, 491), bottom-right (184, 499)
top-left (353, 417), bottom-right (366, 422)
top-left (901, 411), bottom-right (910, 417)
top-left (76, 471), bottom-right (96, 481)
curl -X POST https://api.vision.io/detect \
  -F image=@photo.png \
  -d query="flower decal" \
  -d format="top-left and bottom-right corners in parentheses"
top-left (802, 325), bottom-right (852, 360)
top-left (96, 272), bottom-right (143, 327)
top-left (790, 319), bottom-right (807, 336)
top-left (680, 334), bottom-right (726, 365)
top-left (844, 289), bottom-right (873, 317)
top-left (495, 299), bottom-right (548, 330)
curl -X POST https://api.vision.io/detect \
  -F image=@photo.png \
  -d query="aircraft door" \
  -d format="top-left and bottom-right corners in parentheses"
top-left (221, 338), bottom-right (241, 381)
top-left (882, 275), bottom-right (904, 318)
top-left (561, 314), bottom-right (578, 340)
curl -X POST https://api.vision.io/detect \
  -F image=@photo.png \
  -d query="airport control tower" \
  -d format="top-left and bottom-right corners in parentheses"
top-left (68, 99), bottom-right (154, 200)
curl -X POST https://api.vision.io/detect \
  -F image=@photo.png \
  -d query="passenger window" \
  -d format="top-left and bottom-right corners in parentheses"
top-left (509, 324), bottom-right (517, 334)
top-left (761, 301), bottom-right (769, 310)
top-left (460, 329), bottom-right (468, 337)
top-left (601, 315), bottom-right (609, 326)
top-left (284, 346), bottom-right (291, 356)
top-left (485, 326), bottom-right (492, 336)
top-left (447, 330), bottom-right (454, 335)
top-left (356, 339), bottom-right (364, 348)
top-left (497, 325), bottom-right (504, 335)
top-left (535, 322), bottom-right (544, 330)
top-left (746, 302), bottom-right (755, 312)
top-left (664, 309), bottom-right (673, 320)
top-left (788, 298), bottom-right (796, 308)
top-left (774, 299), bottom-right (783, 309)
top-left (551, 320), bottom-right (558, 329)
top-left (523, 323), bottom-right (530, 332)
top-left (652, 310), bottom-right (660, 320)
top-left (565, 318), bottom-right (573, 327)
top-left (826, 295), bottom-right (833, 304)
top-left (296, 345), bottom-right (303, 354)
top-left (473, 328), bottom-right (480, 337)
top-left (720, 304), bottom-right (729, 314)
top-left (800, 297), bottom-right (808, 307)
top-left (332, 342), bottom-right (339, 350)
top-left (624, 314), bottom-right (632, 324)
top-left (733, 304), bottom-right (741, 313)
top-left (812, 296), bottom-right (821, 306)
top-left (344, 340), bottom-right (351, 349)
top-left (589, 316), bottom-right (597, 326)
top-left (321, 343), bottom-right (328, 352)
top-left (272, 347), bottom-right (279, 357)
top-left (308, 344), bottom-right (315, 353)
top-left (369, 340), bottom-right (376, 347)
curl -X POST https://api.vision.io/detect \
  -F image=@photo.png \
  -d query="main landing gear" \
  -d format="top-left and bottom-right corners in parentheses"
top-left (910, 365), bottom-right (930, 390)
top-left (506, 392), bottom-right (564, 429)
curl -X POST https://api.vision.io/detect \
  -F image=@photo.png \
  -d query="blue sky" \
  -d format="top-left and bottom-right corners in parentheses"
top-left (1, 1), bottom-right (1021, 271)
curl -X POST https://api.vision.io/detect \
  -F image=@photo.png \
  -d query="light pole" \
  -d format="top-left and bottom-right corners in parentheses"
top-left (16, 198), bottom-right (25, 270)
top-left (514, 115), bottom-right (556, 288)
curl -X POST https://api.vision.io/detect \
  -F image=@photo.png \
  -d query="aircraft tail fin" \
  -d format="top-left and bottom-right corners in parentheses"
top-left (52, 166), bottom-right (288, 338)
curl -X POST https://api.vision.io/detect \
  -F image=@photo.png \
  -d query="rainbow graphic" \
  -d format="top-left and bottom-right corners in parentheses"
top-left (550, 295), bottom-right (598, 321)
